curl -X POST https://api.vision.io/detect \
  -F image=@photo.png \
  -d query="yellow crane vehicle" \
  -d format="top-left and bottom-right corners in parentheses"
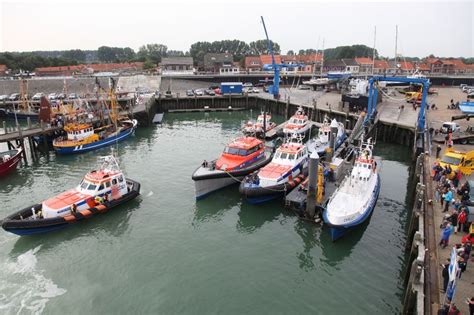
top-left (438, 147), bottom-right (474, 178)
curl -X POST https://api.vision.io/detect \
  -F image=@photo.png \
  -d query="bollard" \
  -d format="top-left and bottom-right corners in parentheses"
top-left (27, 117), bottom-right (31, 129)
top-left (327, 119), bottom-right (338, 162)
top-left (305, 151), bottom-right (320, 219)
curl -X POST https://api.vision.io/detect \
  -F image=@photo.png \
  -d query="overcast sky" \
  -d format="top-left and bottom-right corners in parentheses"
top-left (0, 0), bottom-right (472, 57)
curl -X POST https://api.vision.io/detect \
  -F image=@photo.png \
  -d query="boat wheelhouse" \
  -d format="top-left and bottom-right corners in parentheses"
top-left (282, 106), bottom-right (310, 136)
top-left (239, 136), bottom-right (309, 204)
top-left (192, 137), bottom-right (273, 199)
top-left (242, 112), bottom-right (276, 136)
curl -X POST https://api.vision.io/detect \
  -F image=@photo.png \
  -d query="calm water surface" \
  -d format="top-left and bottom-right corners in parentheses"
top-left (0, 111), bottom-right (412, 314)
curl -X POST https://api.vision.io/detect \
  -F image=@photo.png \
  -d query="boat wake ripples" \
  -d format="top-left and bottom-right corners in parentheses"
top-left (0, 246), bottom-right (66, 314)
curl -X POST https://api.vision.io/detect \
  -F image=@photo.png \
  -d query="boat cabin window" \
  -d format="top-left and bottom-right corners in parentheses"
top-left (80, 181), bottom-right (88, 189)
top-left (112, 179), bottom-right (117, 185)
top-left (224, 146), bottom-right (252, 156)
top-left (288, 153), bottom-right (296, 160)
top-left (88, 184), bottom-right (97, 191)
top-left (105, 181), bottom-right (111, 188)
top-left (98, 184), bottom-right (104, 190)
top-left (280, 152), bottom-right (288, 159)
top-left (118, 176), bottom-right (124, 183)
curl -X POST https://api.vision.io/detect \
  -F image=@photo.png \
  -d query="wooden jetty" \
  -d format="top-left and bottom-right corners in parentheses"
top-left (1, 119), bottom-right (60, 163)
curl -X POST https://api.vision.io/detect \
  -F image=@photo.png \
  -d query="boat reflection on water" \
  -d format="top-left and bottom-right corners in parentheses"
top-left (319, 216), bottom-right (370, 267)
top-left (236, 200), bottom-right (284, 234)
top-left (192, 185), bottom-right (241, 226)
top-left (293, 220), bottom-right (321, 271)
top-left (9, 198), bottom-right (140, 256)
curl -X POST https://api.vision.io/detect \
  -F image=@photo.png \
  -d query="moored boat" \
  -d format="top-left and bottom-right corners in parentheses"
top-left (0, 148), bottom-right (23, 177)
top-left (307, 117), bottom-right (346, 155)
top-left (323, 138), bottom-right (380, 241)
top-left (192, 137), bottom-right (273, 199)
top-left (242, 112), bottom-right (276, 137)
top-left (239, 136), bottom-right (309, 204)
top-left (282, 106), bottom-right (311, 136)
top-left (53, 118), bottom-right (138, 154)
top-left (1, 155), bottom-right (140, 235)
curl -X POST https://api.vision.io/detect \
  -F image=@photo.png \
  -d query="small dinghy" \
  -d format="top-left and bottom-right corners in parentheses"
top-left (239, 135), bottom-right (309, 204)
top-left (1, 155), bottom-right (140, 235)
top-left (307, 117), bottom-right (346, 156)
top-left (0, 148), bottom-right (23, 177)
top-left (323, 138), bottom-right (380, 241)
top-left (192, 137), bottom-right (273, 200)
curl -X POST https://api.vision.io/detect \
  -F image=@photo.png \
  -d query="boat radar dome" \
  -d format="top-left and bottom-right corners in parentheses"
top-left (330, 119), bottom-right (338, 128)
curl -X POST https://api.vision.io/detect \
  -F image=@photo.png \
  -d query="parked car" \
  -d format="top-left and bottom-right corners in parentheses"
top-left (31, 92), bottom-right (45, 100)
top-left (243, 87), bottom-right (252, 94)
top-left (243, 82), bottom-right (253, 88)
top-left (48, 93), bottom-right (57, 100)
top-left (9, 93), bottom-right (20, 101)
top-left (68, 93), bottom-right (78, 100)
top-left (205, 89), bottom-right (215, 96)
top-left (251, 87), bottom-right (260, 93)
top-left (194, 89), bottom-right (204, 96)
top-left (214, 88), bottom-right (221, 95)
top-left (0, 94), bottom-right (9, 101)
top-left (460, 84), bottom-right (467, 89)
top-left (186, 90), bottom-right (194, 97)
top-left (440, 122), bottom-right (461, 134)
top-left (56, 93), bottom-right (66, 100)
top-left (165, 90), bottom-right (173, 98)
top-left (462, 86), bottom-right (474, 93)
top-left (467, 92), bottom-right (474, 99)
top-left (297, 85), bottom-right (311, 90)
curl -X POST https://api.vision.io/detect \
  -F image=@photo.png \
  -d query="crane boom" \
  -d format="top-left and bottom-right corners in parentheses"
top-left (260, 16), bottom-right (280, 99)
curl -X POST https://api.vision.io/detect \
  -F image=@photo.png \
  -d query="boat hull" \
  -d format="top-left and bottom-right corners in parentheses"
top-left (324, 174), bottom-right (380, 241)
top-left (0, 149), bottom-right (23, 177)
top-left (1, 179), bottom-right (140, 236)
top-left (192, 152), bottom-right (273, 200)
top-left (239, 171), bottom-right (307, 205)
top-left (54, 123), bottom-right (137, 155)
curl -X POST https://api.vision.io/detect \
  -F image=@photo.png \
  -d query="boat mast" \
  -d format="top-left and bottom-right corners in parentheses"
top-left (372, 26), bottom-right (376, 76)
top-left (320, 38), bottom-right (325, 77)
top-left (394, 25), bottom-right (398, 72)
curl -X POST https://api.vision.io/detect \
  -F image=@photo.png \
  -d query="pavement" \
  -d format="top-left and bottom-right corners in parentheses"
top-left (428, 147), bottom-right (473, 315)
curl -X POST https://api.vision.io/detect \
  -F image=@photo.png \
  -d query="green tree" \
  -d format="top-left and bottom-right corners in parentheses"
top-left (62, 49), bottom-right (86, 62)
top-left (137, 44), bottom-right (167, 64)
top-left (143, 59), bottom-right (156, 69)
top-left (248, 39), bottom-right (280, 55)
top-left (286, 50), bottom-right (294, 55)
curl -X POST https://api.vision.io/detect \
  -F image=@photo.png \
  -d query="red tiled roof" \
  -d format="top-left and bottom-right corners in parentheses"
top-left (244, 56), bottom-right (261, 68)
top-left (441, 60), bottom-right (454, 65)
top-left (373, 60), bottom-right (389, 69)
top-left (281, 55), bottom-right (297, 62)
top-left (296, 53), bottom-right (323, 63)
top-left (415, 63), bottom-right (430, 71)
top-left (260, 55), bottom-right (282, 65)
top-left (355, 57), bottom-right (373, 65)
top-left (399, 61), bottom-right (414, 71)
top-left (35, 62), bottom-right (144, 73)
top-left (0, 64), bottom-right (7, 72)
top-left (448, 59), bottom-right (468, 69)
top-left (425, 57), bottom-right (440, 64)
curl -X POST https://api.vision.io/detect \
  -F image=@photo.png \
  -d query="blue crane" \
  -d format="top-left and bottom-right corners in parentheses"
top-left (365, 76), bottom-right (430, 131)
top-left (260, 16), bottom-right (303, 100)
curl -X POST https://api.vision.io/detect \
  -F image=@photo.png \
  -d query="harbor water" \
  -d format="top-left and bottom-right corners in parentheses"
top-left (0, 111), bottom-right (413, 314)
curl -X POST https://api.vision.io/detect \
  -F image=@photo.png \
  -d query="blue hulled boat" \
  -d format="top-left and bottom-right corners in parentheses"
top-left (323, 138), bottom-right (380, 241)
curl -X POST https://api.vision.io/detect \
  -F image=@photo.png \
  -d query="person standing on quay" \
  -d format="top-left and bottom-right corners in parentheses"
top-left (439, 223), bottom-right (452, 248)
top-left (441, 258), bottom-right (450, 293)
top-left (444, 189), bottom-right (454, 212)
top-left (436, 145), bottom-right (442, 159)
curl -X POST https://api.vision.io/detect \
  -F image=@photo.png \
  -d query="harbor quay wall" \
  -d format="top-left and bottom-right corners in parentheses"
top-left (150, 95), bottom-right (416, 147)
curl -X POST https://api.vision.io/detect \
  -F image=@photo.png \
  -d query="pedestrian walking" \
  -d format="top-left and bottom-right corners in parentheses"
top-left (441, 258), bottom-right (450, 292)
top-left (436, 145), bottom-right (442, 159)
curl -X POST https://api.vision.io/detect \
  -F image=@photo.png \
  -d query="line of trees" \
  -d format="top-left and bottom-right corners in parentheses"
top-left (1, 42), bottom-right (472, 73)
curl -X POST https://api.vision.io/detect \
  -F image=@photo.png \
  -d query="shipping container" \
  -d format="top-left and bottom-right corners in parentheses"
top-left (220, 82), bottom-right (243, 95)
